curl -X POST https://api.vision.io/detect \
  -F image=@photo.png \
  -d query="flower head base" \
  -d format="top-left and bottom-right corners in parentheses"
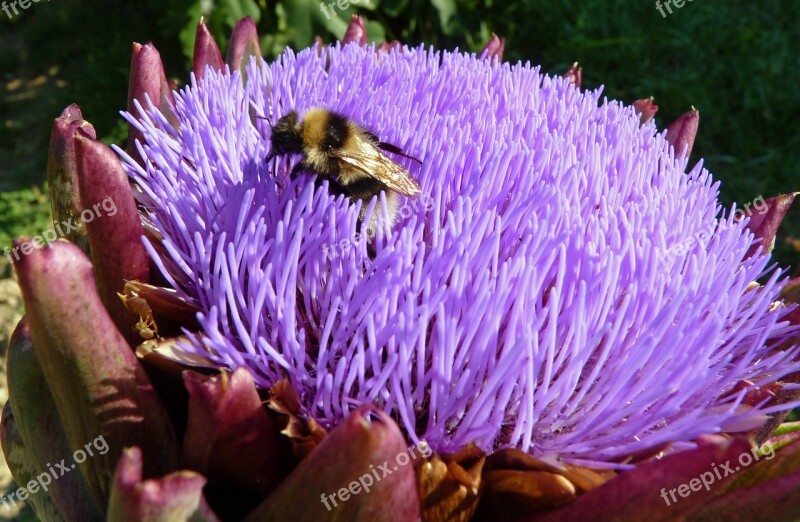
top-left (120, 42), bottom-right (800, 465)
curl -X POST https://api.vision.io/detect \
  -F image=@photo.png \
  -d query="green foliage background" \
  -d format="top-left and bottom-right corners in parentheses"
top-left (1, 0), bottom-right (799, 274)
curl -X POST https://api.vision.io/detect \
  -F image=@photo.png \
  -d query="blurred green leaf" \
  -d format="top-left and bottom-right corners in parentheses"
top-left (358, 0), bottom-right (379, 12)
top-left (283, 0), bottom-right (315, 49)
top-left (431, 0), bottom-right (457, 35)
top-left (0, 186), bottom-right (52, 253)
top-left (316, 5), bottom-right (349, 37)
top-left (223, 0), bottom-right (262, 23)
top-left (381, 0), bottom-right (407, 17)
top-left (365, 20), bottom-right (386, 43)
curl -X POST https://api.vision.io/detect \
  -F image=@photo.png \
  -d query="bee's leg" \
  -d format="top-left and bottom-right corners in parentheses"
top-left (264, 152), bottom-right (279, 177)
top-left (367, 190), bottom-right (398, 234)
top-left (289, 160), bottom-right (306, 179)
top-left (377, 142), bottom-right (423, 165)
top-left (325, 176), bottom-right (349, 199)
top-left (364, 130), bottom-right (422, 165)
top-left (360, 204), bottom-right (378, 261)
top-left (361, 190), bottom-right (398, 261)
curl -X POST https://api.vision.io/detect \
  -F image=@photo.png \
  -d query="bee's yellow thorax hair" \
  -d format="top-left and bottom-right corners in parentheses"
top-left (300, 108), bottom-right (331, 150)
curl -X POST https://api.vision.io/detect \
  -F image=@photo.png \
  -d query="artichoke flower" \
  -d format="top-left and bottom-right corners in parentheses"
top-left (4, 14), bottom-right (800, 522)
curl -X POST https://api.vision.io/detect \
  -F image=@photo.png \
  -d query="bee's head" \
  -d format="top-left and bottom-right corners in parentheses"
top-left (268, 111), bottom-right (303, 156)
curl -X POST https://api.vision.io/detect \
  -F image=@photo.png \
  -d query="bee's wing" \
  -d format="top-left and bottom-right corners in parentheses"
top-left (332, 135), bottom-right (422, 197)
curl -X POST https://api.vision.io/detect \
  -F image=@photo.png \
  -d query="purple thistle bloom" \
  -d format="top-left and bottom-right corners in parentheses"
top-left (118, 43), bottom-right (800, 465)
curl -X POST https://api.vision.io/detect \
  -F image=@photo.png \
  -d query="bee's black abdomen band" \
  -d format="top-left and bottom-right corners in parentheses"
top-left (325, 112), bottom-right (350, 149)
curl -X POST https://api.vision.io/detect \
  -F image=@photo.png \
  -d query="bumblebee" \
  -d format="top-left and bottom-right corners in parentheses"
top-left (265, 108), bottom-right (422, 232)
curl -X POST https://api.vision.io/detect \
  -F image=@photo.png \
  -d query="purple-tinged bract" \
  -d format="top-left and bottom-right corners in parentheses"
top-left (118, 43), bottom-right (800, 465)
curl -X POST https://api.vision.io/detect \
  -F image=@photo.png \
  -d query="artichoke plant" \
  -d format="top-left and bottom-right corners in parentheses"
top-left (4, 14), bottom-right (800, 522)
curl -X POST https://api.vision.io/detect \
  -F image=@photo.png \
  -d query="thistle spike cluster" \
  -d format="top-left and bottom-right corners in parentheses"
top-left (121, 34), bottom-right (800, 463)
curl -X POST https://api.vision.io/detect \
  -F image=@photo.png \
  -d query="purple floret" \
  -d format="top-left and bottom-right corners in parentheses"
top-left (117, 43), bottom-right (800, 464)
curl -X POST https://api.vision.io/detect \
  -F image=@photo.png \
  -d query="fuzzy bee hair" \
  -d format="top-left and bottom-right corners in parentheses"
top-left (266, 108), bottom-right (422, 232)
